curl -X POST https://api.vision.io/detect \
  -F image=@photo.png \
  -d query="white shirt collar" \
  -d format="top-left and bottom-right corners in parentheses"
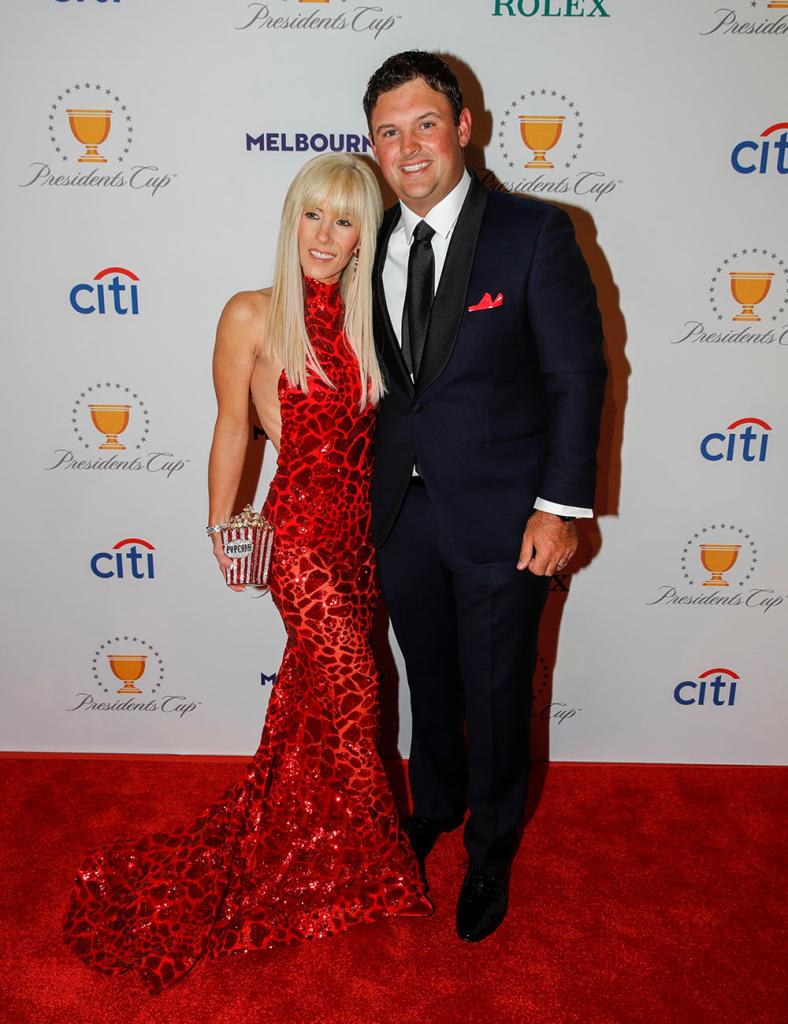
top-left (398, 170), bottom-right (472, 243)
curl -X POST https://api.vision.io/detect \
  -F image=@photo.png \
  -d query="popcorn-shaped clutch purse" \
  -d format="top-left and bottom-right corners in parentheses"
top-left (222, 505), bottom-right (274, 589)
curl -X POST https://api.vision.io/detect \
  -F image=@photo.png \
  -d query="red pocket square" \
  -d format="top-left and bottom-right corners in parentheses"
top-left (467, 292), bottom-right (504, 312)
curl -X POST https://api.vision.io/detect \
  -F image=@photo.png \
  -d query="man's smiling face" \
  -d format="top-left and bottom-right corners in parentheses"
top-left (370, 77), bottom-right (472, 217)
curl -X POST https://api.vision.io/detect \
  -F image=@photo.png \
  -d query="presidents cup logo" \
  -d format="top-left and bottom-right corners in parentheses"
top-left (71, 383), bottom-right (148, 451)
top-left (647, 524), bottom-right (785, 613)
top-left (681, 525), bottom-right (756, 588)
top-left (236, 0), bottom-right (401, 39)
top-left (45, 382), bottom-right (188, 477)
top-left (67, 635), bottom-right (201, 717)
top-left (531, 654), bottom-right (581, 724)
top-left (92, 636), bottom-right (163, 695)
top-left (700, 1), bottom-right (788, 37)
top-left (485, 87), bottom-right (621, 203)
top-left (70, 266), bottom-right (140, 316)
top-left (673, 668), bottom-right (743, 708)
top-left (709, 250), bottom-right (786, 323)
top-left (20, 82), bottom-right (175, 197)
top-left (672, 248), bottom-right (788, 348)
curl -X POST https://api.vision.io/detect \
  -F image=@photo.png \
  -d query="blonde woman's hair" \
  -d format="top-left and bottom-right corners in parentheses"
top-left (266, 153), bottom-right (384, 409)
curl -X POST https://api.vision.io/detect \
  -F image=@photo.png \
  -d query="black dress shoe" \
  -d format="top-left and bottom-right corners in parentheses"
top-left (404, 814), bottom-right (462, 862)
top-left (456, 862), bottom-right (508, 942)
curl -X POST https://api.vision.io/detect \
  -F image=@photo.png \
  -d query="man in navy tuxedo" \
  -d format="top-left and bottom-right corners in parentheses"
top-left (364, 52), bottom-right (606, 942)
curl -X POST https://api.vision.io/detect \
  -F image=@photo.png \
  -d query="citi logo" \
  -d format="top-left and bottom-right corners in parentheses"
top-left (90, 537), bottom-right (155, 579)
top-left (70, 266), bottom-right (140, 315)
top-left (731, 122), bottom-right (788, 175)
top-left (674, 667), bottom-right (741, 707)
top-left (700, 417), bottom-right (771, 462)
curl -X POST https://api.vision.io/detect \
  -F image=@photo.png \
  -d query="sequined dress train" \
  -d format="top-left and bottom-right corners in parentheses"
top-left (63, 275), bottom-right (430, 994)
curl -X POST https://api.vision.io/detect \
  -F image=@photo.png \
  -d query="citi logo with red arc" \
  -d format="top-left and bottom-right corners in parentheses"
top-left (731, 122), bottom-right (788, 175)
top-left (90, 537), bottom-right (155, 579)
top-left (70, 266), bottom-right (139, 315)
top-left (700, 417), bottom-right (771, 461)
top-left (674, 667), bottom-right (741, 707)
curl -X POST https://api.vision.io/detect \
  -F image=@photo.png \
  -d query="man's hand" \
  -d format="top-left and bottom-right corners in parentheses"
top-left (517, 510), bottom-right (577, 575)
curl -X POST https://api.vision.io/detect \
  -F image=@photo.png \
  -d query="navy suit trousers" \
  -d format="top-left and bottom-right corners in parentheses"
top-left (376, 477), bottom-right (548, 872)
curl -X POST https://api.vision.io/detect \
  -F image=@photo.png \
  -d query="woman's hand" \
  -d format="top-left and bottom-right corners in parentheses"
top-left (211, 533), bottom-right (245, 592)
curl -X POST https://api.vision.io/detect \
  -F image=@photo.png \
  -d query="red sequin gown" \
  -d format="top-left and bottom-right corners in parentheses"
top-left (63, 275), bottom-right (431, 994)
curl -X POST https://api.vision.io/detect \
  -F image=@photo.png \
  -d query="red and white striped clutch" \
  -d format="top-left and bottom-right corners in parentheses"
top-left (222, 511), bottom-right (274, 589)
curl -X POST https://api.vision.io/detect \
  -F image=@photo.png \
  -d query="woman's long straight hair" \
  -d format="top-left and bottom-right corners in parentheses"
top-left (266, 153), bottom-right (384, 409)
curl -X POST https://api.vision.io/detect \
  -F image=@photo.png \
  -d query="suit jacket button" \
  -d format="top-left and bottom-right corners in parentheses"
top-left (412, 403), bottom-right (424, 413)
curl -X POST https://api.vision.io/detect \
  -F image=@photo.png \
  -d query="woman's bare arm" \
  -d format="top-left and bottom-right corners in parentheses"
top-left (208, 291), bottom-right (264, 528)
top-left (208, 291), bottom-right (281, 587)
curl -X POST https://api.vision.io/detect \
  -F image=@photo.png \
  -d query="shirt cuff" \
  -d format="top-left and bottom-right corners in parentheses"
top-left (533, 497), bottom-right (593, 519)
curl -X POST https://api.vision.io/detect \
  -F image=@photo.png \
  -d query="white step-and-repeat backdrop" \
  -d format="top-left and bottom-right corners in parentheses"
top-left (2, 1), bottom-right (786, 764)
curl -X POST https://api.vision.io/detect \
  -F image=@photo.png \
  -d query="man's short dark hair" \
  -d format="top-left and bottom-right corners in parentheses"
top-left (363, 51), bottom-right (463, 130)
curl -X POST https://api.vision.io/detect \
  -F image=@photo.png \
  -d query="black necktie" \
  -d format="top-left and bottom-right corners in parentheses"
top-left (401, 220), bottom-right (435, 380)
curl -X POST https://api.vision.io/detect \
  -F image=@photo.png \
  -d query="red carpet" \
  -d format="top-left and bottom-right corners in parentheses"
top-left (1, 757), bottom-right (785, 1024)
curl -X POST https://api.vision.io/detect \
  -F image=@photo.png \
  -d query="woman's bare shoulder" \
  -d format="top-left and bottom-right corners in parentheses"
top-left (219, 288), bottom-right (272, 330)
top-left (216, 290), bottom-right (275, 362)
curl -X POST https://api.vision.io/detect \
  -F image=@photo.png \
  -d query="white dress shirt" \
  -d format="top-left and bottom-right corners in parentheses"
top-left (381, 170), bottom-right (592, 520)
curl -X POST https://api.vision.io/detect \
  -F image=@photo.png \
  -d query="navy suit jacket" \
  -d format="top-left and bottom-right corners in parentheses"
top-left (371, 175), bottom-right (607, 563)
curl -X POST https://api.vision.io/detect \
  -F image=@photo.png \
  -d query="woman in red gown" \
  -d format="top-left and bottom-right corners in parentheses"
top-left (63, 154), bottom-right (431, 994)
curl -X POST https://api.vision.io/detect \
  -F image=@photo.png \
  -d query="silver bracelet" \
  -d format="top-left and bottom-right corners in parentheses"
top-left (206, 523), bottom-right (226, 536)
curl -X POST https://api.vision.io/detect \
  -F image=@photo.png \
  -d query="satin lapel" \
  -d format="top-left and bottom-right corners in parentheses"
top-left (415, 176), bottom-right (489, 396)
top-left (373, 205), bottom-right (414, 398)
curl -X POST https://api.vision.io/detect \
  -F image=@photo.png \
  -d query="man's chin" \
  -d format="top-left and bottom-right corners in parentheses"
top-left (397, 179), bottom-right (436, 204)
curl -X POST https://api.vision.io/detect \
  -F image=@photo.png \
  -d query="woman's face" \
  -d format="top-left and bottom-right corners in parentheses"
top-left (297, 203), bottom-right (360, 285)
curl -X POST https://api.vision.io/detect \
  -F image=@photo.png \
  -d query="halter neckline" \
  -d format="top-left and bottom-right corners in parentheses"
top-left (303, 274), bottom-right (341, 298)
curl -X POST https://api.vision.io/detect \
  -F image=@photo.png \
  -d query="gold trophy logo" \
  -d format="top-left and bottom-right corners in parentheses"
top-left (729, 272), bottom-right (774, 321)
top-left (89, 403), bottom-right (131, 450)
top-left (66, 108), bottom-right (112, 163)
top-left (519, 115), bottom-right (565, 169)
top-left (108, 654), bottom-right (147, 695)
top-left (700, 544), bottom-right (741, 587)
